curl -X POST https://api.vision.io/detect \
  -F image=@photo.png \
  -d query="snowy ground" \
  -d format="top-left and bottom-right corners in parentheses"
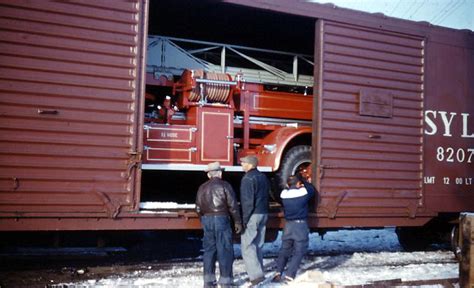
top-left (55, 228), bottom-right (458, 287)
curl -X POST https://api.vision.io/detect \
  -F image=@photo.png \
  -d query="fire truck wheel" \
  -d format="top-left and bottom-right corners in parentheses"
top-left (277, 145), bottom-right (312, 190)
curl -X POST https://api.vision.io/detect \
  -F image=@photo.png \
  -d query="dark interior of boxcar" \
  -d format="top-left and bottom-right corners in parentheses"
top-left (148, 0), bottom-right (314, 55)
top-left (141, 0), bottom-right (315, 205)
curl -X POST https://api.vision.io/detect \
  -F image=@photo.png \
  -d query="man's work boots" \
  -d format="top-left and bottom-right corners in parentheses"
top-left (249, 276), bottom-right (265, 287)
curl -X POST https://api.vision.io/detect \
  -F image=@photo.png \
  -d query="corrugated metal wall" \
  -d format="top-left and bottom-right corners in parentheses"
top-left (316, 20), bottom-right (425, 218)
top-left (0, 1), bottom-right (145, 216)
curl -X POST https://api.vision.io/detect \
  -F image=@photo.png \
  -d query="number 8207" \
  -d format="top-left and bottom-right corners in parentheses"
top-left (436, 147), bottom-right (474, 163)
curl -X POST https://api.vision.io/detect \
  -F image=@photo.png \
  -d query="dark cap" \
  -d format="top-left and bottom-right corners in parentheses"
top-left (240, 155), bottom-right (258, 167)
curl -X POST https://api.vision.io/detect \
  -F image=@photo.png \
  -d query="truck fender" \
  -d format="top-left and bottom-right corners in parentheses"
top-left (256, 126), bottom-right (312, 171)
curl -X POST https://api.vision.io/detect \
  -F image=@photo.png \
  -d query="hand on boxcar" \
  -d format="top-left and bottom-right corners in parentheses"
top-left (234, 223), bottom-right (243, 234)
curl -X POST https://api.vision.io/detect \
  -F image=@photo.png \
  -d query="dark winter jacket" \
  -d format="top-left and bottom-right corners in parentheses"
top-left (240, 168), bottom-right (270, 225)
top-left (280, 185), bottom-right (315, 221)
top-left (196, 177), bottom-right (241, 224)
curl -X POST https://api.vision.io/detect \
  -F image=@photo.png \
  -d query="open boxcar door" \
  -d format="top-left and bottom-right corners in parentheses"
top-left (313, 19), bottom-right (426, 225)
top-left (0, 0), bottom-right (147, 222)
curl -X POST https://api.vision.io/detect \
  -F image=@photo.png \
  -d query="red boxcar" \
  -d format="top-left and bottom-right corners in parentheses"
top-left (0, 0), bottom-right (472, 250)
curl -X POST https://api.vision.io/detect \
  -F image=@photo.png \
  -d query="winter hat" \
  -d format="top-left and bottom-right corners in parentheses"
top-left (205, 161), bottom-right (224, 172)
top-left (240, 155), bottom-right (258, 167)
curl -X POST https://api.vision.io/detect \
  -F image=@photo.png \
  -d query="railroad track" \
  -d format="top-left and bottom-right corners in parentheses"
top-left (341, 277), bottom-right (458, 288)
top-left (0, 230), bottom-right (459, 287)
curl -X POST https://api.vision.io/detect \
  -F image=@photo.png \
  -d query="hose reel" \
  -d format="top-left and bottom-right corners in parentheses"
top-left (175, 69), bottom-right (238, 108)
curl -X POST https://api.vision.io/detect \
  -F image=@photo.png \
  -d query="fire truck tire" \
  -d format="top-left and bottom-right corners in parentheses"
top-left (277, 145), bottom-right (312, 190)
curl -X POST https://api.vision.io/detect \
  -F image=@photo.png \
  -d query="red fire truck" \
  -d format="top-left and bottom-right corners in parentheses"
top-left (142, 35), bottom-right (314, 190)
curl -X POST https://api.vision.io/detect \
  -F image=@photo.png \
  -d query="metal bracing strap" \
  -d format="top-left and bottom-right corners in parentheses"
top-left (187, 46), bottom-right (220, 54)
top-left (164, 39), bottom-right (212, 68)
top-left (221, 46), bottom-right (226, 74)
top-left (293, 56), bottom-right (298, 82)
top-left (300, 56), bottom-right (314, 66)
top-left (227, 47), bottom-right (287, 80)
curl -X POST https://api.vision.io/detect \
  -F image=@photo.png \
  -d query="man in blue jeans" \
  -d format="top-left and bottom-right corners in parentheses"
top-left (239, 155), bottom-right (270, 286)
top-left (196, 162), bottom-right (243, 288)
top-left (273, 175), bottom-right (315, 283)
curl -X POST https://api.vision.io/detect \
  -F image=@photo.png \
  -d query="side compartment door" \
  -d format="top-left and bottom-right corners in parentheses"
top-left (313, 19), bottom-right (425, 220)
top-left (0, 0), bottom-right (147, 217)
top-left (198, 107), bottom-right (234, 166)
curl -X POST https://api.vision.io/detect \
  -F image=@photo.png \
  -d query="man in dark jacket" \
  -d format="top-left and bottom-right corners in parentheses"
top-left (239, 155), bottom-right (270, 286)
top-left (196, 162), bottom-right (243, 288)
top-left (273, 175), bottom-right (315, 283)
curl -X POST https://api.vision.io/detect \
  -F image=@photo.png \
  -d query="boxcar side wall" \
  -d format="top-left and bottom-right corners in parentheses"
top-left (0, 1), bottom-right (146, 225)
top-left (423, 35), bottom-right (474, 213)
top-left (0, 0), bottom-right (472, 232)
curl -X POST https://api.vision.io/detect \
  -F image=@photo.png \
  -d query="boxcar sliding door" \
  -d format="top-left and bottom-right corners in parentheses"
top-left (314, 19), bottom-right (425, 224)
top-left (0, 0), bottom-right (147, 222)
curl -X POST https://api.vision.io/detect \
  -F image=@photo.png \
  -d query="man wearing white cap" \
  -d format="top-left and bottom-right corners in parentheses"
top-left (196, 162), bottom-right (243, 288)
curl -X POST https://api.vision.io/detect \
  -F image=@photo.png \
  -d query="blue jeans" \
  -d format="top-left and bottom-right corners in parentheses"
top-left (201, 215), bottom-right (234, 287)
top-left (241, 213), bottom-right (268, 281)
top-left (276, 220), bottom-right (309, 279)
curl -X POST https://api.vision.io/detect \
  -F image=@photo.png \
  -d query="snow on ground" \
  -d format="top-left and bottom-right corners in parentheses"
top-left (56, 228), bottom-right (458, 287)
top-left (139, 202), bottom-right (196, 210)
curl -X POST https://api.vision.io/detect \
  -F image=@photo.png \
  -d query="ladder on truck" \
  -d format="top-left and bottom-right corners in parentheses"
top-left (146, 35), bottom-right (314, 88)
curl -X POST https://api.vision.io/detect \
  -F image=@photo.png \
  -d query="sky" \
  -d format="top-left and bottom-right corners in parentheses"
top-left (309, 0), bottom-right (474, 31)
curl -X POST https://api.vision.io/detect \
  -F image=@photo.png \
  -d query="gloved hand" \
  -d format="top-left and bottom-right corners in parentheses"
top-left (234, 223), bottom-right (243, 234)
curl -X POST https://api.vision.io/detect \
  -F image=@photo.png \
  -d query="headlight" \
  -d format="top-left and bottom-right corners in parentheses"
top-left (263, 144), bottom-right (277, 153)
